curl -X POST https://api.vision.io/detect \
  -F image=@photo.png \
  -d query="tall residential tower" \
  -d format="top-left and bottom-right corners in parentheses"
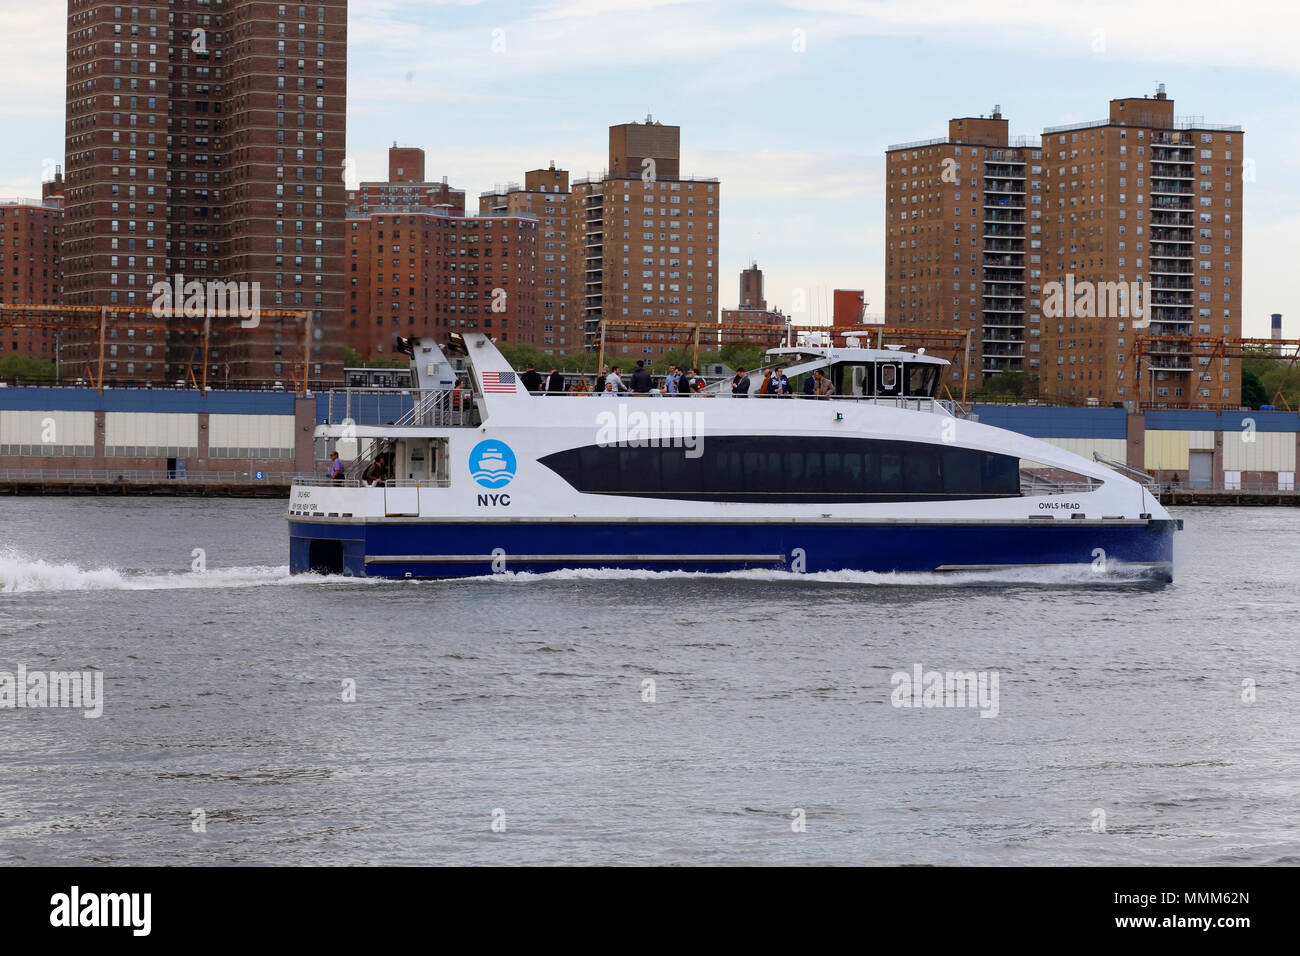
top-left (62, 0), bottom-right (348, 386)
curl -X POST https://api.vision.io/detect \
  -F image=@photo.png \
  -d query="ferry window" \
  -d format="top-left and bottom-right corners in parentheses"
top-left (903, 445), bottom-right (941, 493)
top-left (880, 365), bottom-right (897, 390)
top-left (543, 437), bottom-right (1024, 503)
top-left (879, 451), bottom-right (903, 492)
top-left (982, 452), bottom-right (1020, 495)
top-left (842, 451), bottom-right (863, 483)
top-left (620, 444), bottom-right (656, 492)
top-left (904, 363), bottom-right (939, 397)
top-left (660, 452), bottom-right (699, 493)
top-left (941, 447), bottom-right (980, 493)
top-left (801, 450), bottom-right (823, 483)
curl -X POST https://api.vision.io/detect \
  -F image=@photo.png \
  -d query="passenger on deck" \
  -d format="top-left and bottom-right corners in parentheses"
top-left (631, 360), bottom-right (652, 393)
top-left (606, 366), bottom-right (626, 393)
top-left (802, 374), bottom-right (817, 396)
top-left (813, 369), bottom-right (835, 398)
top-left (772, 366), bottom-right (792, 397)
top-left (601, 382), bottom-right (617, 397)
top-left (731, 367), bottom-right (751, 396)
top-left (362, 456), bottom-right (386, 486)
top-left (665, 365), bottom-right (679, 395)
top-left (545, 368), bottom-right (566, 395)
top-left (329, 451), bottom-right (344, 481)
top-left (519, 364), bottom-right (543, 394)
top-left (757, 369), bottom-right (772, 395)
top-left (595, 367), bottom-right (608, 393)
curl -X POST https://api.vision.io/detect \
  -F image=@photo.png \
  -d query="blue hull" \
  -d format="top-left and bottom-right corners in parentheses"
top-left (288, 519), bottom-right (1178, 581)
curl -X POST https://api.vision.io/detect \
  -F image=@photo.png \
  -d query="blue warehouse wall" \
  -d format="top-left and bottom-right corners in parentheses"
top-left (971, 406), bottom-right (1129, 439)
top-left (0, 388), bottom-right (296, 415)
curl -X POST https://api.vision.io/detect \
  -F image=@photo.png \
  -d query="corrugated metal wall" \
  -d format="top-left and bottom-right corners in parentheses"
top-left (104, 412), bottom-right (199, 457)
top-left (1223, 432), bottom-right (1296, 472)
top-left (0, 410), bottom-right (95, 456)
top-left (1039, 437), bottom-right (1128, 462)
top-left (1144, 431), bottom-right (1190, 470)
top-left (208, 414), bottom-right (295, 459)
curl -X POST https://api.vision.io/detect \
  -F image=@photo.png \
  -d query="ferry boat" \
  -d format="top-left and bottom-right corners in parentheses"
top-left (288, 333), bottom-right (1180, 580)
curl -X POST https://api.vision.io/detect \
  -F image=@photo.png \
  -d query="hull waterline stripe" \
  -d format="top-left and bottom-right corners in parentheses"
top-left (933, 561), bottom-right (1173, 571)
top-left (292, 516), bottom-right (1158, 527)
top-left (364, 553), bottom-right (789, 565)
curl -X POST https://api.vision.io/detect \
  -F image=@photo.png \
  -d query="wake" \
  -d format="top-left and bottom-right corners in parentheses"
top-left (0, 550), bottom-right (362, 593)
top-left (1, 550), bottom-right (1164, 594)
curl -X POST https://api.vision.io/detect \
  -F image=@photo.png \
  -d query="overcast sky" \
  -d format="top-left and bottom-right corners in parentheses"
top-left (2, 0), bottom-right (1294, 336)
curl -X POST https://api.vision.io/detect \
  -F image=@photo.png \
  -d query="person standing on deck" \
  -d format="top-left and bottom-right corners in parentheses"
top-left (519, 364), bottom-right (543, 394)
top-left (631, 360), bottom-right (652, 394)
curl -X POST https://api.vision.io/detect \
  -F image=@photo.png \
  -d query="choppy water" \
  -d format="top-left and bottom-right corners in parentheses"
top-left (0, 498), bottom-right (1296, 865)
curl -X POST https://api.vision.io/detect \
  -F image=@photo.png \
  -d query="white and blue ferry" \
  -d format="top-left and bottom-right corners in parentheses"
top-left (288, 333), bottom-right (1179, 579)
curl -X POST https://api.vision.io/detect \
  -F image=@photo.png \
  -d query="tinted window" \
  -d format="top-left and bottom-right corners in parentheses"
top-left (539, 437), bottom-right (1022, 503)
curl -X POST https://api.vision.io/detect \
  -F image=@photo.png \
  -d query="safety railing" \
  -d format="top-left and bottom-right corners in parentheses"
top-left (1, 468), bottom-right (299, 483)
top-left (318, 388), bottom-right (479, 428)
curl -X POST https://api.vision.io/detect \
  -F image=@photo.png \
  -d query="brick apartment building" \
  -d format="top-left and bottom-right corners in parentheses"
top-left (886, 107), bottom-right (1040, 392)
top-left (720, 262), bottom-right (785, 347)
top-left (833, 289), bottom-right (865, 325)
top-left (1039, 90), bottom-right (1242, 406)
top-left (576, 117), bottom-right (720, 361)
top-left (479, 118), bottom-right (720, 362)
top-left (886, 89), bottom-right (1242, 406)
top-left (348, 143), bottom-right (465, 215)
top-left (0, 173), bottom-right (64, 366)
top-left (479, 162), bottom-right (577, 353)
top-left (61, 0), bottom-right (349, 388)
top-left (345, 146), bottom-right (538, 362)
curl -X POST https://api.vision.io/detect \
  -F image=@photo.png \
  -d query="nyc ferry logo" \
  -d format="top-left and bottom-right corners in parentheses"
top-left (469, 440), bottom-right (517, 489)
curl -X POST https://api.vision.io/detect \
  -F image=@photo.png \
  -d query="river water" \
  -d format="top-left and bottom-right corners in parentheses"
top-left (0, 498), bottom-right (1296, 865)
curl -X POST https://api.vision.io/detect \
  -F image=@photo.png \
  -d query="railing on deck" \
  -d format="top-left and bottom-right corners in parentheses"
top-left (293, 476), bottom-right (363, 488)
top-left (1020, 475), bottom-right (1106, 496)
top-left (0, 468), bottom-right (300, 484)
top-left (319, 388), bottom-right (479, 428)
top-left (291, 476), bottom-right (450, 490)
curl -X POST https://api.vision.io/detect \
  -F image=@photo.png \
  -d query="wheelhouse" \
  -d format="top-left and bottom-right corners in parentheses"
top-left (762, 344), bottom-right (948, 400)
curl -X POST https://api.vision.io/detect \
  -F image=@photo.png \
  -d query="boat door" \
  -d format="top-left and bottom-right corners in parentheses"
top-left (875, 360), bottom-right (903, 397)
top-left (384, 439), bottom-right (420, 515)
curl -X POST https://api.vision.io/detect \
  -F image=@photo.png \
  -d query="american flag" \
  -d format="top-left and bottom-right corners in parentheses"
top-left (480, 370), bottom-right (517, 394)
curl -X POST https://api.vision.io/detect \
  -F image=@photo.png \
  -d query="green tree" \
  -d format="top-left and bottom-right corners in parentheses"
top-left (0, 354), bottom-right (58, 385)
top-left (1241, 368), bottom-right (1268, 408)
top-left (342, 346), bottom-right (408, 369)
top-left (1242, 346), bottom-right (1300, 408)
top-left (719, 341), bottom-right (768, 371)
top-left (969, 370), bottom-right (1038, 402)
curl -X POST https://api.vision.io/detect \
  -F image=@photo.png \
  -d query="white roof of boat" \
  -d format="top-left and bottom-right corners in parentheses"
top-left (765, 345), bottom-right (950, 366)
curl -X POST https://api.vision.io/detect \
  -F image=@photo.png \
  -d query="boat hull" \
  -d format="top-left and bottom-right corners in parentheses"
top-left (288, 518), bottom-right (1178, 581)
